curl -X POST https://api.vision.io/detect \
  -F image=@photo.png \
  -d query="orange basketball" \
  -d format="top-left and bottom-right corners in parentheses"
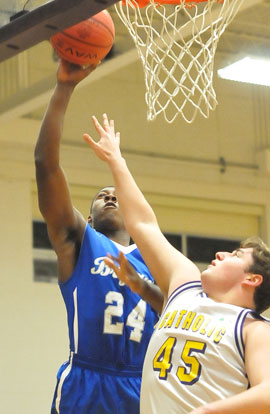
top-left (50, 10), bottom-right (115, 66)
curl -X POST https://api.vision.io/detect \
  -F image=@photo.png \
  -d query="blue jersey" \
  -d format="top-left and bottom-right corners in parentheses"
top-left (51, 224), bottom-right (159, 414)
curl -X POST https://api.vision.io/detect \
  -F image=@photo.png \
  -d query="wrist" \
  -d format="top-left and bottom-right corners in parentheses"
top-left (56, 81), bottom-right (76, 94)
top-left (136, 278), bottom-right (150, 296)
top-left (108, 154), bottom-right (126, 169)
top-left (52, 82), bottom-right (75, 106)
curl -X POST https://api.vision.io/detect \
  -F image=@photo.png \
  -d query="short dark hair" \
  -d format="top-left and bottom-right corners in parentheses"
top-left (241, 237), bottom-right (270, 314)
top-left (89, 186), bottom-right (115, 214)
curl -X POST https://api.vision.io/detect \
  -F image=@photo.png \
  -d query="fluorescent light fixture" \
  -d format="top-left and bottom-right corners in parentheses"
top-left (218, 57), bottom-right (270, 86)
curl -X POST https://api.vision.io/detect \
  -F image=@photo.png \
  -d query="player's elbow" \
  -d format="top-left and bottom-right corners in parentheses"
top-left (34, 145), bottom-right (59, 176)
top-left (34, 144), bottom-right (46, 168)
top-left (34, 154), bottom-right (49, 179)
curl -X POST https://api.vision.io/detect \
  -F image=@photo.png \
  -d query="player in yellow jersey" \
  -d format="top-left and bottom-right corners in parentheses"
top-left (83, 113), bottom-right (270, 414)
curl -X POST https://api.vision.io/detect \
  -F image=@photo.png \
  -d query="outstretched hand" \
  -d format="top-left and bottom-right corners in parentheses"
top-left (57, 58), bottom-right (98, 85)
top-left (104, 252), bottom-right (145, 294)
top-left (83, 113), bottom-right (122, 163)
top-left (104, 252), bottom-right (165, 314)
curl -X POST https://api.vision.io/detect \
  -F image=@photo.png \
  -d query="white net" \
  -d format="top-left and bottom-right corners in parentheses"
top-left (115, 0), bottom-right (244, 123)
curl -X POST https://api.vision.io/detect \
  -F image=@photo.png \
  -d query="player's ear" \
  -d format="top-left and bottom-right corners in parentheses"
top-left (88, 215), bottom-right (93, 226)
top-left (243, 273), bottom-right (263, 287)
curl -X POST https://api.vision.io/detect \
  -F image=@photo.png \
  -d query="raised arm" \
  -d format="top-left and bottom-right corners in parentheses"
top-left (83, 114), bottom-right (201, 297)
top-left (34, 60), bottom-right (96, 282)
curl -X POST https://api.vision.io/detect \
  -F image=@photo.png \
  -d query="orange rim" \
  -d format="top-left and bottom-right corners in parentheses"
top-left (122, 0), bottom-right (211, 8)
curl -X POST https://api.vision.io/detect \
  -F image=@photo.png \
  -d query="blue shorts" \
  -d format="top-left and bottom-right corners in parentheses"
top-left (51, 354), bottom-right (142, 414)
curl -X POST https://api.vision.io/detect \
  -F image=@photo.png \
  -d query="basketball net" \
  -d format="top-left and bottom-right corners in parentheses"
top-left (115, 0), bottom-right (244, 123)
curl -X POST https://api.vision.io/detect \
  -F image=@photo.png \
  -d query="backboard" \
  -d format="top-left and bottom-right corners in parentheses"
top-left (0, 0), bottom-right (118, 63)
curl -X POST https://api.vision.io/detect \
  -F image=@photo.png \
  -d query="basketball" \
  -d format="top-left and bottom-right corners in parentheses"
top-left (50, 10), bottom-right (115, 66)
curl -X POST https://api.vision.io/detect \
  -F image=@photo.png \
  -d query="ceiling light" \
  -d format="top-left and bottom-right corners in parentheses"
top-left (217, 57), bottom-right (270, 87)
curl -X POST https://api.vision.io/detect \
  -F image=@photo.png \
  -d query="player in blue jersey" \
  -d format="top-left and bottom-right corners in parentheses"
top-left (34, 60), bottom-right (163, 414)
top-left (83, 113), bottom-right (270, 414)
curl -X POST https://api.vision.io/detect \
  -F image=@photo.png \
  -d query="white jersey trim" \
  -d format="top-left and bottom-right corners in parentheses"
top-left (55, 287), bottom-right (78, 413)
top-left (112, 240), bottom-right (138, 254)
top-left (234, 308), bottom-right (252, 362)
top-left (163, 281), bottom-right (202, 314)
top-left (55, 353), bottom-right (74, 413)
top-left (235, 309), bottom-right (269, 362)
top-left (73, 287), bottom-right (78, 353)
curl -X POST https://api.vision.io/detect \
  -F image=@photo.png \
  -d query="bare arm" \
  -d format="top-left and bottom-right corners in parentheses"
top-left (104, 252), bottom-right (164, 314)
top-left (188, 320), bottom-right (270, 414)
top-left (83, 114), bottom-right (201, 297)
top-left (34, 60), bottom-right (96, 282)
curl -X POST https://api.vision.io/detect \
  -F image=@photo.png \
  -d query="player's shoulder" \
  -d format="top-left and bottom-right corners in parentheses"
top-left (166, 280), bottom-right (203, 303)
top-left (168, 276), bottom-right (202, 299)
top-left (243, 313), bottom-right (270, 342)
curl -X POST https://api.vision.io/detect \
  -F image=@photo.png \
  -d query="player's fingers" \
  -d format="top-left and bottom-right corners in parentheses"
top-left (109, 119), bottom-right (115, 132)
top-left (118, 251), bottom-right (127, 262)
top-left (102, 113), bottom-right (110, 131)
top-left (104, 257), bottom-right (118, 271)
top-left (103, 256), bottom-right (113, 266)
top-left (104, 259), bottom-right (125, 281)
top-left (116, 132), bottom-right (120, 146)
top-left (83, 133), bottom-right (98, 150)
top-left (106, 253), bottom-right (121, 264)
top-left (106, 252), bottom-right (129, 275)
top-left (92, 115), bottom-right (105, 135)
top-left (103, 114), bottom-right (115, 135)
top-left (118, 251), bottom-right (131, 271)
top-left (83, 63), bottom-right (97, 74)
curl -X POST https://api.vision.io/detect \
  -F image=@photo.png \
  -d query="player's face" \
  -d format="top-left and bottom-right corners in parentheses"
top-left (201, 247), bottom-right (254, 296)
top-left (89, 187), bottom-right (125, 231)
